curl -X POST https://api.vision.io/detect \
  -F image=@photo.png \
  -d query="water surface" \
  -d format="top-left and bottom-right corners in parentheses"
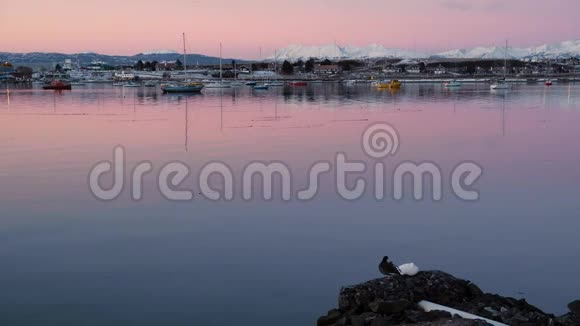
top-left (0, 82), bottom-right (579, 325)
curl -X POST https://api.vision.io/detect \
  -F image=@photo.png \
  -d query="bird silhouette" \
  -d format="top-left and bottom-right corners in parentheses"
top-left (379, 256), bottom-right (401, 275)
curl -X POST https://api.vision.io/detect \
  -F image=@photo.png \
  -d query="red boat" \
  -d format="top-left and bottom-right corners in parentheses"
top-left (545, 80), bottom-right (553, 86)
top-left (42, 80), bottom-right (72, 90)
top-left (289, 81), bottom-right (307, 86)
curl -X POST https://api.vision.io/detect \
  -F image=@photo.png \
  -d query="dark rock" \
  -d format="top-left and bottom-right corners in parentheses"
top-left (318, 309), bottom-right (342, 326)
top-left (369, 299), bottom-right (411, 315)
top-left (350, 315), bottom-right (366, 326)
top-left (568, 300), bottom-right (580, 315)
top-left (370, 316), bottom-right (393, 326)
top-left (321, 270), bottom-right (574, 325)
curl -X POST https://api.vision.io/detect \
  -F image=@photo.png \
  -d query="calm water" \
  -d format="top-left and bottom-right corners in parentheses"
top-left (0, 82), bottom-right (579, 325)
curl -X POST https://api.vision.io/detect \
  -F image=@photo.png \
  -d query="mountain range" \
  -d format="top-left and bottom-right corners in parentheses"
top-left (0, 50), bottom-right (241, 68)
top-left (272, 40), bottom-right (580, 61)
top-left (2, 40), bottom-right (579, 67)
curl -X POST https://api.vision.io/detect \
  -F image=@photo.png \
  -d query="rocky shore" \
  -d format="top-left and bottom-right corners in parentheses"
top-left (318, 271), bottom-right (579, 326)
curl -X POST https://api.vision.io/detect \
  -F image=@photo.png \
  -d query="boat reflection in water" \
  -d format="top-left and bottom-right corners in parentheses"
top-left (42, 79), bottom-right (72, 90)
top-left (161, 82), bottom-right (204, 93)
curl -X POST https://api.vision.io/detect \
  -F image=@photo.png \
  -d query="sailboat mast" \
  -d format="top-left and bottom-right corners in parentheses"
top-left (183, 33), bottom-right (188, 80)
top-left (219, 42), bottom-right (223, 82)
top-left (504, 40), bottom-right (507, 79)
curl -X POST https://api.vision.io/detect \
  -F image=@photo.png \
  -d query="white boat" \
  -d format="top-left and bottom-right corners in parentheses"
top-left (112, 82), bottom-right (125, 87)
top-left (265, 81), bottom-right (284, 87)
top-left (491, 41), bottom-right (510, 90)
top-left (205, 82), bottom-right (231, 89)
top-left (490, 80), bottom-right (510, 90)
top-left (444, 80), bottom-right (462, 88)
top-left (123, 82), bottom-right (141, 87)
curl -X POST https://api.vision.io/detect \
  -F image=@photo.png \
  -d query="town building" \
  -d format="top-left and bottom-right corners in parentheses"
top-left (433, 65), bottom-right (447, 75)
top-left (406, 64), bottom-right (422, 74)
top-left (63, 59), bottom-right (74, 70)
top-left (313, 64), bottom-right (341, 74)
top-left (156, 61), bottom-right (178, 71)
top-left (382, 64), bottom-right (402, 74)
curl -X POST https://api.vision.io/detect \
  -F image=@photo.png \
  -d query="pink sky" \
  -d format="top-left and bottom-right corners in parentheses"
top-left (0, 0), bottom-right (578, 59)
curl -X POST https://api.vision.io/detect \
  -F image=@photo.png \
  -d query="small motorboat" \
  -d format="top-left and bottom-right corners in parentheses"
top-left (289, 81), bottom-right (307, 86)
top-left (265, 81), bottom-right (284, 87)
top-left (253, 84), bottom-right (269, 90)
top-left (42, 80), bottom-right (72, 90)
top-left (123, 82), bottom-right (142, 87)
top-left (204, 82), bottom-right (231, 89)
top-left (444, 80), bottom-right (462, 88)
top-left (376, 80), bottom-right (401, 89)
top-left (545, 80), bottom-right (553, 86)
top-left (144, 81), bottom-right (157, 87)
top-left (112, 82), bottom-right (125, 86)
top-left (245, 81), bottom-right (257, 86)
top-left (161, 82), bottom-right (204, 93)
top-left (490, 79), bottom-right (510, 90)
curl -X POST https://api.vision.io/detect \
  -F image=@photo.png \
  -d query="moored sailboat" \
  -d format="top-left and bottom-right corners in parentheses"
top-left (490, 41), bottom-right (510, 90)
top-left (162, 33), bottom-right (204, 94)
top-left (205, 43), bottom-right (231, 89)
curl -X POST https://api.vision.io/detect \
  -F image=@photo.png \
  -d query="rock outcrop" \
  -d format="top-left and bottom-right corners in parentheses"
top-left (318, 271), bottom-right (578, 326)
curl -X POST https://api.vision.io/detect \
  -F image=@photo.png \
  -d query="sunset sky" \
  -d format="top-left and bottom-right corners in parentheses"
top-left (0, 0), bottom-right (578, 59)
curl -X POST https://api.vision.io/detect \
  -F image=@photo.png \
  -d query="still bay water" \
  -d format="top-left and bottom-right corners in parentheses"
top-left (0, 82), bottom-right (579, 325)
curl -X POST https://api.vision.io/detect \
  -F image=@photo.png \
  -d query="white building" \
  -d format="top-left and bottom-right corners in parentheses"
top-left (63, 59), bottom-right (73, 70)
top-left (114, 70), bottom-right (135, 80)
top-left (434, 65), bottom-right (447, 75)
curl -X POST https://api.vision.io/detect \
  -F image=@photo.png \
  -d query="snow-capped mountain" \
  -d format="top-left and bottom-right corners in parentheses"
top-left (272, 40), bottom-right (580, 60)
top-left (272, 44), bottom-right (427, 60)
top-left (436, 40), bottom-right (580, 60)
top-left (139, 49), bottom-right (179, 55)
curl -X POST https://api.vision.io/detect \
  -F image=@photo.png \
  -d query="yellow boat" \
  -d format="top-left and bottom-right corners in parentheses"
top-left (376, 80), bottom-right (401, 89)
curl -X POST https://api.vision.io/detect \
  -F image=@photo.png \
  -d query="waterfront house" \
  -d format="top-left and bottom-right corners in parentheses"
top-left (156, 61), bottom-right (178, 71)
top-left (406, 64), bottom-right (422, 74)
top-left (63, 59), bottom-right (74, 70)
top-left (382, 64), bottom-right (402, 74)
top-left (237, 64), bottom-right (251, 74)
top-left (314, 64), bottom-right (342, 74)
top-left (433, 65), bottom-right (447, 75)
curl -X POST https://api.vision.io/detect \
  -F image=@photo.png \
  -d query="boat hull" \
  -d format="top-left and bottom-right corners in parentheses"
top-left (265, 82), bottom-right (284, 87)
top-left (162, 85), bottom-right (204, 93)
top-left (42, 85), bottom-right (72, 90)
top-left (204, 83), bottom-right (231, 89)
